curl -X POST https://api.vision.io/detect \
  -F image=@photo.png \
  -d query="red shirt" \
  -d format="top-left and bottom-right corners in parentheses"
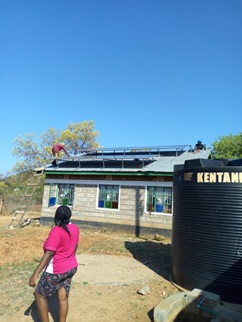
top-left (52, 144), bottom-right (68, 155)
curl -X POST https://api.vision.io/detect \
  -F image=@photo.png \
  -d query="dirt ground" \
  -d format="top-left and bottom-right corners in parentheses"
top-left (0, 214), bottom-right (179, 322)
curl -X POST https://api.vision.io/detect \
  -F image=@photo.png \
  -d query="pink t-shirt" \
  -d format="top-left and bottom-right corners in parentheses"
top-left (43, 223), bottom-right (80, 274)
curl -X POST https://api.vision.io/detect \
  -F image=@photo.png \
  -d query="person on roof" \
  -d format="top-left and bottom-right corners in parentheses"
top-left (52, 143), bottom-right (70, 166)
top-left (194, 140), bottom-right (206, 153)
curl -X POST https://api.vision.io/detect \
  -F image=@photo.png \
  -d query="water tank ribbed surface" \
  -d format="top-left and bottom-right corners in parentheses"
top-left (172, 160), bottom-right (242, 304)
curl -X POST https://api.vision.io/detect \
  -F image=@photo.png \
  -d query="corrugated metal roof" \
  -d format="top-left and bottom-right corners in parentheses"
top-left (45, 147), bottom-right (211, 175)
top-left (144, 149), bottom-right (211, 172)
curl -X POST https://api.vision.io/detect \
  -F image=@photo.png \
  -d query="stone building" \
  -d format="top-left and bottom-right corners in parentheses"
top-left (41, 145), bottom-right (211, 235)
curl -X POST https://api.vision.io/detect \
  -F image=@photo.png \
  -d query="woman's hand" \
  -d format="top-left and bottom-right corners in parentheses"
top-left (29, 273), bottom-right (38, 287)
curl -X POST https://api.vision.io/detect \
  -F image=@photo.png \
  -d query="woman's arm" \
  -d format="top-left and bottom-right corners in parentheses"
top-left (29, 250), bottom-right (55, 287)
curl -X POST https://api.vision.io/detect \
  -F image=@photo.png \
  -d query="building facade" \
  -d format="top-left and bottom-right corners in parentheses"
top-left (41, 145), bottom-right (211, 235)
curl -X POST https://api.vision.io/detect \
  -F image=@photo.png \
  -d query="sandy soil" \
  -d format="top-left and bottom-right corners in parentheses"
top-left (0, 214), bottom-right (178, 322)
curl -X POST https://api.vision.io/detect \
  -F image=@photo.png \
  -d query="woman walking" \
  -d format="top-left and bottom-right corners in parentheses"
top-left (29, 206), bottom-right (80, 322)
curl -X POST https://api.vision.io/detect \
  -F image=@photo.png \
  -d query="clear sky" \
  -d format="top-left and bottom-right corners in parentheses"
top-left (1, 0), bottom-right (242, 174)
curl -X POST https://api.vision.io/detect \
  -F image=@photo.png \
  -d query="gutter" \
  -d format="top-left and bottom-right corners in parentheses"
top-left (44, 170), bottom-right (173, 177)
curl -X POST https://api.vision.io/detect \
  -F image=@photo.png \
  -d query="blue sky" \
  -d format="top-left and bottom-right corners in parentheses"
top-left (1, 0), bottom-right (242, 174)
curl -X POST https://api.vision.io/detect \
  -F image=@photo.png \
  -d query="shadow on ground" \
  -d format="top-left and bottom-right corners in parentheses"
top-left (124, 240), bottom-right (172, 280)
top-left (24, 294), bottom-right (59, 322)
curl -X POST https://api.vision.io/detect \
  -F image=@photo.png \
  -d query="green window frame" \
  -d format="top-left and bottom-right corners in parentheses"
top-left (48, 184), bottom-right (75, 207)
top-left (146, 186), bottom-right (172, 214)
top-left (98, 184), bottom-right (119, 209)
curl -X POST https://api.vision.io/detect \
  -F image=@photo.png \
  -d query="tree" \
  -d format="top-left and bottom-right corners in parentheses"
top-left (12, 121), bottom-right (100, 173)
top-left (61, 121), bottom-right (99, 155)
top-left (40, 128), bottom-right (62, 160)
top-left (211, 133), bottom-right (242, 159)
top-left (12, 133), bottom-right (43, 173)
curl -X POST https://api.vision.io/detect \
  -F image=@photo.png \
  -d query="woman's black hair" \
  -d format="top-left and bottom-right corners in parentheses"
top-left (54, 205), bottom-right (72, 235)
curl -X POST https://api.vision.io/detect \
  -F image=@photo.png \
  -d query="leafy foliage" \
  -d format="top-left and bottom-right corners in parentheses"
top-left (12, 121), bottom-right (100, 173)
top-left (61, 121), bottom-right (99, 155)
top-left (1, 121), bottom-right (100, 213)
top-left (211, 133), bottom-right (242, 159)
top-left (0, 170), bottom-right (44, 214)
top-left (12, 134), bottom-right (42, 172)
top-left (40, 127), bottom-right (62, 159)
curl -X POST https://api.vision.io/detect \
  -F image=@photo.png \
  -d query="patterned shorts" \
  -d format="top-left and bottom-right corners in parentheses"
top-left (36, 267), bottom-right (77, 297)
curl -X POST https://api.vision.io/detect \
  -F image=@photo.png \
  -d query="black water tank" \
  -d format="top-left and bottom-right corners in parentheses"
top-left (172, 159), bottom-right (242, 304)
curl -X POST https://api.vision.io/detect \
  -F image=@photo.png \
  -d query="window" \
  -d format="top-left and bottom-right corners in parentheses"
top-left (146, 186), bottom-right (172, 214)
top-left (98, 185), bottom-right (119, 209)
top-left (48, 184), bottom-right (75, 207)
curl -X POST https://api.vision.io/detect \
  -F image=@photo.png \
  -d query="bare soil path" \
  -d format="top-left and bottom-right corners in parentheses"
top-left (0, 214), bottom-right (178, 322)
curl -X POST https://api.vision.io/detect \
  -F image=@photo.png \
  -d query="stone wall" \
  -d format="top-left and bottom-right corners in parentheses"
top-left (41, 181), bottom-right (173, 235)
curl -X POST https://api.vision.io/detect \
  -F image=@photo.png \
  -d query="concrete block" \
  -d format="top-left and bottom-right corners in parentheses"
top-left (153, 288), bottom-right (242, 322)
top-left (153, 291), bottom-right (188, 322)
